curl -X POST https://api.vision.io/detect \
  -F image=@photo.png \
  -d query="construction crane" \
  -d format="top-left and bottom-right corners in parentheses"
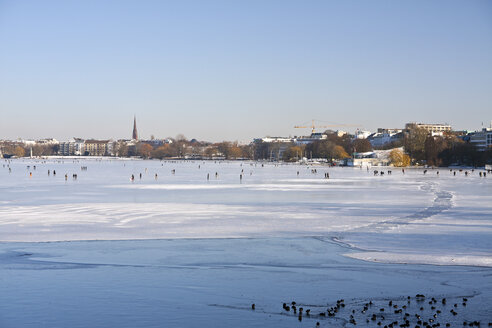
top-left (294, 119), bottom-right (360, 134)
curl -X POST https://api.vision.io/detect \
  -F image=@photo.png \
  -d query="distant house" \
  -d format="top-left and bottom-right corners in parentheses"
top-left (345, 149), bottom-right (395, 167)
top-left (368, 129), bottom-right (403, 147)
top-left (141, 139), bottom-right (164, 147)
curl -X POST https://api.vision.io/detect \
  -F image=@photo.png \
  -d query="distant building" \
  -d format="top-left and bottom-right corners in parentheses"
top-left (253, 137), bottom-right (295, 161)
top-left (140, 138), bottom-right (173, 147)
top-left (378, 128), bottom-right (402, 134)
top-left (36, 138), bottom-right (59, 145)
top-left (405, 123), bottom-right (451, 136)
top-left (132, 116), bottom-right (138, 140)
top-left (368, 129), bottom-right (403, 147)
top-left (255, 132), bottom-right (335, 146)
top-left (345, 149), bottom-right (396, 167)
top-left (59, 138), bottom-right (85, 156)
top-left (58, 142), bottom-right (69, 156)
top-left (84, 140), bottom-right (114, 156)
top-left (141, 139), bottom-right (163, 147)
top-left (296, 133), bottom-right (328, 145)
top-left (469, 126), bottom-right (492, 151)
top-left (254, 136), bottom-right (294, 143)
top-left (354, 130), bottom-right (371, 139)
top-left (19, 139), bottom-right (36, 146)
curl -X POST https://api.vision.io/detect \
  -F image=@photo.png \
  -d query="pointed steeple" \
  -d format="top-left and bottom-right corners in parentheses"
top-left (132, 115), bottom-right (138, 140)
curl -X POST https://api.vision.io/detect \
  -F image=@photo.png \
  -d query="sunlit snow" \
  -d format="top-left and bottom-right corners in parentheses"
top-left (0, 159), bottom-right (491, 327)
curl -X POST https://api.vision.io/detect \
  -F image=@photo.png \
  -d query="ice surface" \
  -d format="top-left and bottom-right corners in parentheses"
top-left (0, 159), bottom-right (491, 327)
top-left (1, 159), bottom-right (490, 267)
top-left (0, 159), bottom-right (431, 242)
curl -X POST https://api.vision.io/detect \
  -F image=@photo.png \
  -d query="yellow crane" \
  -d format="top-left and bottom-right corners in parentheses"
top-left (294, 119), bottom-right (360, 134)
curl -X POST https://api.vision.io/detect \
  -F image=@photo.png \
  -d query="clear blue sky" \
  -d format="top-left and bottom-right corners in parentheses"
top-left (1, 0), bottom-right (491, 142)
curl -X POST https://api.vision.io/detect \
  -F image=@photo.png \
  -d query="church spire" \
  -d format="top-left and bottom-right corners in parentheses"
top-left (132, 115), bottom-right (138, 140)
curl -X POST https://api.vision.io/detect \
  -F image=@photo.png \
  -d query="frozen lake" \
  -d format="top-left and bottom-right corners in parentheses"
top-left (0, 159), bottom-right (491, 327)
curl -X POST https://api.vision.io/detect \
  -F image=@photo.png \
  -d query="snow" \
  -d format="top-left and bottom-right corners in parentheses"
top-left (0, 159), bottom-right (491, 327)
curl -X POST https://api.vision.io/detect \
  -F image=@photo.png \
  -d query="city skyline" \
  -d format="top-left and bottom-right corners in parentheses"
top-left (1, 0), bottom-right (491, 142)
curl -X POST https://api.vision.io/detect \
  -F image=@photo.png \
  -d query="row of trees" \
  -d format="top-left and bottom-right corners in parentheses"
top-left (403, 126), bottom-right (492, 167)
top-left (0, 143), bottom-right (60, 157)
top-left (258, 128), bottom-right (491, 167)
top-left (277, 134), bottom-right (373, 162)
top-left (130, 141), bottom-right (254, 160)
top-left (0, 139), bottom-right (254, 160)
top-left (2, 130), bottom-right (490, 166)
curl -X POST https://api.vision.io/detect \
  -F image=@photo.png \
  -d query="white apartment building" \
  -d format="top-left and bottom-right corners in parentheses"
top-left (469, 127), bottom-right (492, 151)
top-left (254, 137), bottom-right (295, 143)
top-left (58, 138), bottom-right (85, 156)
top-left (368, 129), bottom-right (403, 147)
top-left (36, 138), bottom-right (59, 145)
top-left (354, 130), bottom-right (372, 139)
top-left (405, 123), bottom-right (452, 136)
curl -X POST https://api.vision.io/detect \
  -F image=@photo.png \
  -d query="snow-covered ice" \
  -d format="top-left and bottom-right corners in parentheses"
top-left (0, 159), bottom-right (491, 327)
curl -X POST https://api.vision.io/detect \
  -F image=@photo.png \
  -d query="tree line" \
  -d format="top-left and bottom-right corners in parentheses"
top-left (403, 126), bottom-right (491, 167)
top-left (1, 129), bottom-right (491, 166)
top-left (266, 133), bottom-right (373, 162)
top-left (257, 128), bottom-right (491, 167)
top-left (127, 140), bottom-right (254, 160)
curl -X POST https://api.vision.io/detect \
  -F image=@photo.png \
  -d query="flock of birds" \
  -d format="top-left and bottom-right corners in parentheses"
top-left (249, 294), bottom-right (490, 327)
